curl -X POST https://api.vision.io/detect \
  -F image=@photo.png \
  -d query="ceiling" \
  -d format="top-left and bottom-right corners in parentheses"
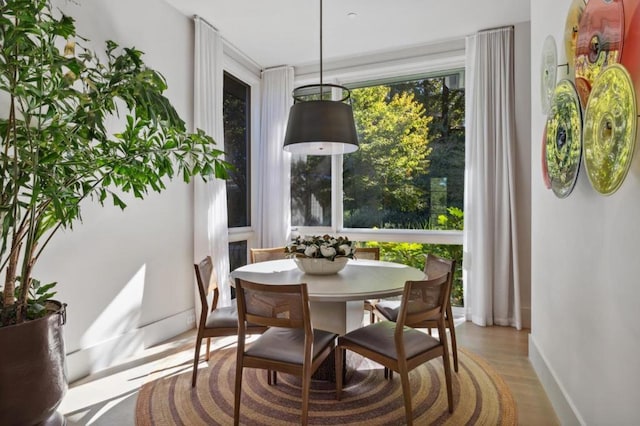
top-left (163, 0), bottom-right (531, 69)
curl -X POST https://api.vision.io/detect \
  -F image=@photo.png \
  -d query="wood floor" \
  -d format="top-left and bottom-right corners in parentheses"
top-left (454, 322), bottom-right (559, 425)
top-left (62, 322), bottom-right (559, 425)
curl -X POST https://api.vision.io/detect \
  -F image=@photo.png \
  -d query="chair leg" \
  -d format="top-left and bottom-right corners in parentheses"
top-left (335, 346), bottom-right (344, 400)
top-left (399, 368), bottom-right (413, 426)
top-left (192, 336), bottom-right (202, 388)
top-left (267, 370), bottom-right (277, 386)
top-left (205, 337), bottom-right (211, 361)
top-left (301, 368), bottom-right (312, 425)
top-left (384, 367), bottom-right (395, 380)
top-left (447, 306), bottom-right (459, 372)
top-left (234, 358), bottom-right (243, 425)
top-left (442, 348), bottom-right (454, 413)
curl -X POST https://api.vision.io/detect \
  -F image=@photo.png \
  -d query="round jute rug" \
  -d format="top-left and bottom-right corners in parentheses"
top-left (136, 346), bottom-right (516, 425)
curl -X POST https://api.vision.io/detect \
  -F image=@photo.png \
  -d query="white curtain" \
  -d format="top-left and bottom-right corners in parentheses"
top-left (193, 17), bottom-right (231, 308)
top-left (256, 66), bottom-right (294, 248)
top-left (463, 26), bottom-right (521, 329)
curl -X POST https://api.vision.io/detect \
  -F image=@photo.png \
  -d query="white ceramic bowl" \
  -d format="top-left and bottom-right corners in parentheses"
top-left (293, 257), bottom-right (348, 275)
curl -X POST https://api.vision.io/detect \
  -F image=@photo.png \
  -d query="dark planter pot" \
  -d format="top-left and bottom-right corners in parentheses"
top-left (0, 301), bottom-right (67, 426)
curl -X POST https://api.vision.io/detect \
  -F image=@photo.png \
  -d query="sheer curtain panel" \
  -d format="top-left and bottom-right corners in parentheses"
top-left (193, 17), bottom-right (231, 308)
top-left (463, 27), bottom-right (521, 329)
top-left (256, 66), bottom-right (294, 247)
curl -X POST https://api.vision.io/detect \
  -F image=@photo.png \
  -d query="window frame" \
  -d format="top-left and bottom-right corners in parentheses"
top-left (223, 71), bottom-right (252, 229)
top-left (223, 48), bottom-right (261, 252)
top-left (292, 50), bottom-right (465, 247)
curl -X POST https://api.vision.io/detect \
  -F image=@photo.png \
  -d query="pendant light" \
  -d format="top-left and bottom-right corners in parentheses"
top-left (283, 0), bottom-right (359, 155)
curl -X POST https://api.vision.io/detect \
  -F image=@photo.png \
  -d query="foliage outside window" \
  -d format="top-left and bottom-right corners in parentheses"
top-left (361, 207), bottom-right (464, 306)
top-left (291, 154), bottom-right (331, 226)
top-left (289, 71), bottom-right (465, 305)
top-left (290, 72), bottom-right (464, 230)
top-left (344, 73), bottom-right (465, 229)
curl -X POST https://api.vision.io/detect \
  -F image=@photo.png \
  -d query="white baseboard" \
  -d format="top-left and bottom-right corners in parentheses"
top-left (66, 308), bottom-right (196, 383)
top-left (528, 334), bottom-right (584, 426)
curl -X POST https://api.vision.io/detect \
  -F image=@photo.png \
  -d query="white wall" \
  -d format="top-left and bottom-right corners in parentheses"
top-left (530, 1), bottom-right (640, 424)
top-left (39, 0), bottom-right (198, 381)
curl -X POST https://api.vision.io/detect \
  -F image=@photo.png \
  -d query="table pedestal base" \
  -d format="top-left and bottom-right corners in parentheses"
top-left (309, 300), bottom-right (364, 335)
top-left (309, 300), bottom-right (366, 381)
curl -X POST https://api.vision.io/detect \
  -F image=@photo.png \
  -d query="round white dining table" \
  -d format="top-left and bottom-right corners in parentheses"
top-left (231, 258), bottom-right (425, 335)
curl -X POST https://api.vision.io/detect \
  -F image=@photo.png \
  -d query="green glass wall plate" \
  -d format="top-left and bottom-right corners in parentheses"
top-left (583, 64), bottom-right (638, 195)
top-left (542, 122), bottom-right (551, 189)
top-left (541, 35), bottom-right (558, 114)
top-left (545, 79), bottom-right (583, 198)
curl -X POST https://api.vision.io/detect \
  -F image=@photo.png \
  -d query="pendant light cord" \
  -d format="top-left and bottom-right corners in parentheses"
top-left (320, 0), bottom-right (323, 91)
top-left (290, 0), bottom-right (351, 104)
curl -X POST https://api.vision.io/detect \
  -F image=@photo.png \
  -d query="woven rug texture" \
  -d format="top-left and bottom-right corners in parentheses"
top-left (136, 346), bottom-right (516, 425)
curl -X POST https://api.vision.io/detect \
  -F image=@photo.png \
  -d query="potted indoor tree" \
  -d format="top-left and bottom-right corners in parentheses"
top-left (0, 0), bottom-right (230, 424)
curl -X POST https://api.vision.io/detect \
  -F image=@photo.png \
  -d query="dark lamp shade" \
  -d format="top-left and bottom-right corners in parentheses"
top-left (283, 100), bottom-right (359, 155)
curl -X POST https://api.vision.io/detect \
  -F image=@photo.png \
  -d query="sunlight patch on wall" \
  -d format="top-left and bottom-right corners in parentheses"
top-left (79, 264), bottom-right (146, 368)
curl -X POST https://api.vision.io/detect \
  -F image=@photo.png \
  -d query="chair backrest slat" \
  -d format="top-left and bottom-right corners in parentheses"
top-left (250, 247), bottom-right (287, 263)
top-left (236, 279), bottom-right (310, 331)
top-left (194, 256), bottom-right (219, 313)
top-left (395, 273), bottom-right (450, 333)
top-left (355, 247), bottom-right (380, 260)
top-left (424, 253), bottom-right (456, 310)
top-left (424, 253), bottom-right (453, 280)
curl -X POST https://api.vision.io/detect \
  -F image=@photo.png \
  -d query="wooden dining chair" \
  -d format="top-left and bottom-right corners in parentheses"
top-left (191, 256), bottom-right (267, 387)
top-left (356, 247), bottom-right (381, 323)
top-left (249, 245), bottom-right (290, 384)
top-left (249, 247), bottom-right (287, 263)
top-left (234, 278), bottom-right (337, 426)
top-left (336, 273), bottom-right (454, 424)
top-left (375, 253), bottom-right (459, 372)
top-left (249, 247), bottom-right (296, 365)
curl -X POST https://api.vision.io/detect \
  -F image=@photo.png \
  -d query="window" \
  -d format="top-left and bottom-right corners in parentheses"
top-left (223, 72), bottom-right (251, 228)
top-left (290, 70), bottom-right (464, 232)
top-left (228, 240), bottom-right (248, 298)
top-left (290, 70), bottom-right (465, 307)
top-left (291, 155), bottom-right (331, 226)
top-left (344, 72), bottom-right (465, 230)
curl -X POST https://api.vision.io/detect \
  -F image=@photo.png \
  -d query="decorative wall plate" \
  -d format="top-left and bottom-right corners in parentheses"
top-left (564, 0), bottom-right (587, 78)
top-left (583, 64), bottom-right (638, 195)
top-left (545, 79), bottom-right (583, 198)
top-left (574, 76), bottom-right (592, 110)
top-left (542, 122), bottom-right (552, 189)
top-left (621, 0), bottom-right (640, 102)
top-left (575, 0), bottom-right (625, 108)
top-left (541, 35), bottom-right (558, 114)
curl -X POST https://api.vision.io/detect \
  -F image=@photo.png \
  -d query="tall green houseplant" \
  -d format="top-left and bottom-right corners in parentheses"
top-left (0, 0), bottom-right (230, 326)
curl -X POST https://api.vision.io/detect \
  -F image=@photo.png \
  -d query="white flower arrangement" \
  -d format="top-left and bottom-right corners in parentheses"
top-left (285, 235), bottom-right (355, 261)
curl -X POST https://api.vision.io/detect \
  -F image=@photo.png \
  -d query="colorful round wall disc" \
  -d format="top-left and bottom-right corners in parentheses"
top-left (541, 35), bottom-right (558, 114)
top-left (583, 64), bottom-right (638, 195)
top-left (574, 0), bottom-right (624, 107)
top-left (621, 0), bottom-right (640, 102)
top-left (564, 0), bottom-right (587, 77)
top-left (545, 79), bottom-right (583, 198)
top-left (542, 122), bottom-right (552, 189)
